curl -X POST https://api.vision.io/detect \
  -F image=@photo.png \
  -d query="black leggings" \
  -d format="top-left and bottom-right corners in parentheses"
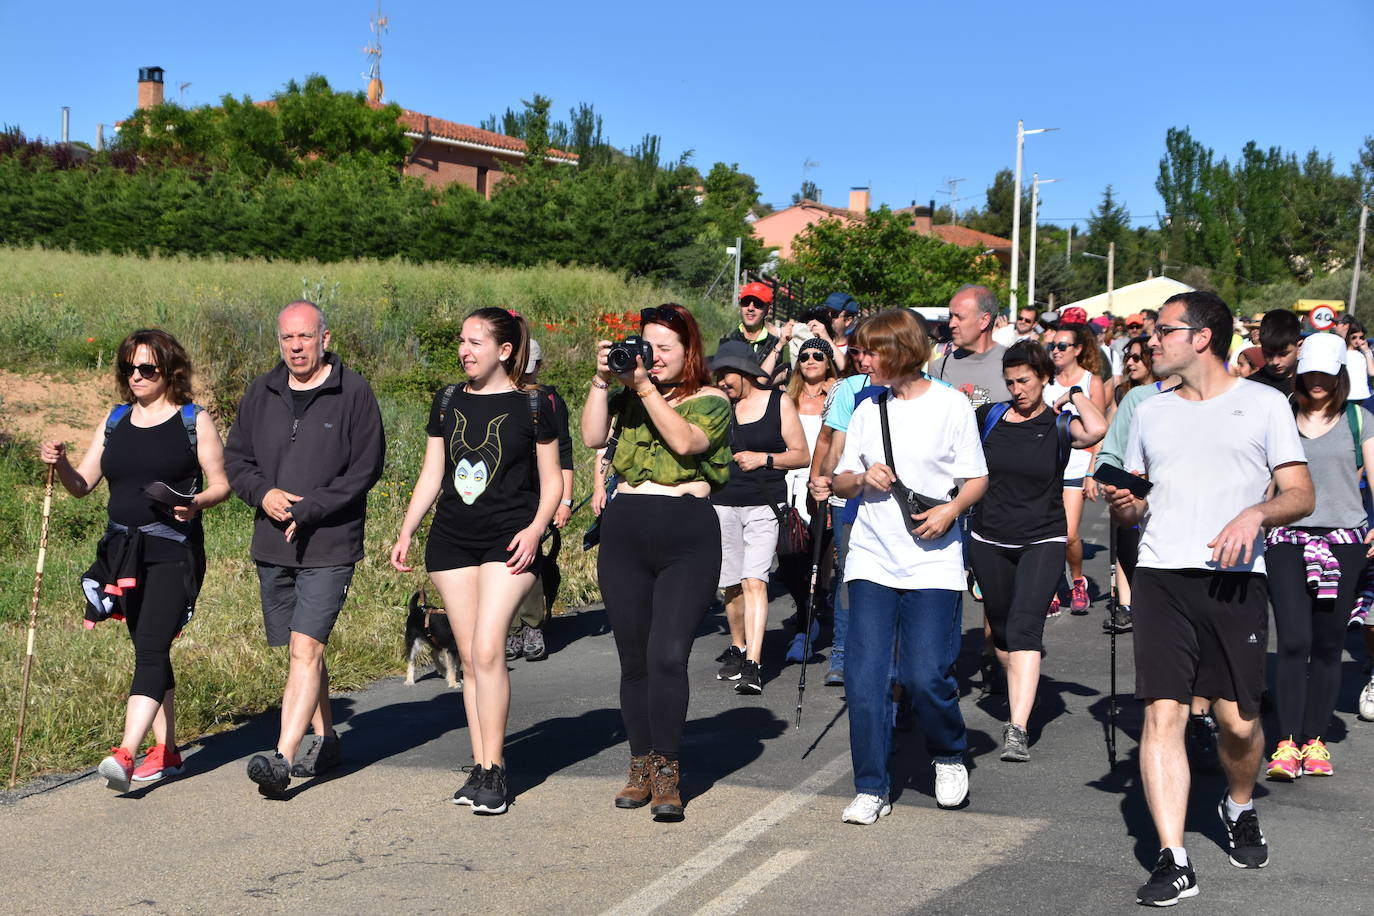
top-left (598, 494), bottom-right (721, 760)
top-left (125, 559), bottom-right (191, 700)
top-left (1267, 539), bottom-right (1367, 742)
top-left (968, 538), bottom-right (1065, 653)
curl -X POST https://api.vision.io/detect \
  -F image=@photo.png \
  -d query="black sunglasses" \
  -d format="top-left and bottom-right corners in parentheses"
top-left (1047, 342), bottom-right (1076, 352)
top-left (641, 306), bottom-right (688, 327)
top-left (118, 362), bottom-right (162, 380)
top-left (797, 351), bottom-right (828, 363)
top-left (1124, 352), bottom-right (1145, 363)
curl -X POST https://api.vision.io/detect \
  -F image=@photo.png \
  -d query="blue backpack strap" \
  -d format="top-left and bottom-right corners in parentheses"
top-left (181, 403), bottom-right (202, 451)
top-left (1056, 411), bottom-right (1073, 472)
top-left (980, 402), bottom-right (1011, 441)
top-left (103, 403), bottom-right (132, 443)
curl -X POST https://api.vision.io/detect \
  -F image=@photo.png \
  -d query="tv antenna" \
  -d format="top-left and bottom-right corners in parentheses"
top-left (177, 81), bottom-right (192, 102)
top-left (363, 2), bottom-right (389, 103)
top-left (938, 177), bottom-right (966, 224)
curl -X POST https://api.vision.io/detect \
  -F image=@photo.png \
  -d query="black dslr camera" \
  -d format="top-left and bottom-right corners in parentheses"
top-left (801, 305), bottom-right (837, 326)
top-left (607, 336), bottom-right (654, 375)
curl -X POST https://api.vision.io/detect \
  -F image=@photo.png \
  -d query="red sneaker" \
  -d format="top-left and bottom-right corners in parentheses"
top-left (98, 746), bottom-right (135, 793)
top-left (1046, 594), bottom-right (1062, 618)
top-left (132, 743), bottom-right (184, 783)
top-left (1070, 577), bottom-right (1090, 614)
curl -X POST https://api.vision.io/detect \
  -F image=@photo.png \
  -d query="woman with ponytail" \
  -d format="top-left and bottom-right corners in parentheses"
top-left (391, 307), bottom-right (563, 815)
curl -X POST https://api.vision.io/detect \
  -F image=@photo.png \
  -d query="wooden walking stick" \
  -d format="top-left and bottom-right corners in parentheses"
top-left (10, 465), bottom-right (56, 788)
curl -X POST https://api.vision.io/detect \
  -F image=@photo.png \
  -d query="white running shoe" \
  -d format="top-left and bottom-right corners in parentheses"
top-left (841, 793), bottom-right (892, 825)
top-left (934, 762), bottom-right (969, 809)
top-left (1359, 678), bottom-right (1374, 722)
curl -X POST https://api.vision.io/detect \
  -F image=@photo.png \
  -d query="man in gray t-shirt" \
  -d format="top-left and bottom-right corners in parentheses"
top-left (935, 285), bottom-right (1009, 408)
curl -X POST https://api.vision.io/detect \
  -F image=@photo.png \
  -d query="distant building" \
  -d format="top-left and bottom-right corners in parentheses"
top-left (752, 189), bottom-right (1012, 265)
top-left (128, 66), bottom-right (577, 199)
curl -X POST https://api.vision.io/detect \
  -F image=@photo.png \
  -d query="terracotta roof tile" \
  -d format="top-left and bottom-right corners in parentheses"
top-left (374, 102), bottom-right (578, 161)
top-left (927, 224), bottom-right (1011, 250)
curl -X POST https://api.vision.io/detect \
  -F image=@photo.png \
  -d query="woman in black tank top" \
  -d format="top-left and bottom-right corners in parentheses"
top-left (707, 341), bottom-right (810, 694)
top-left (40, 329), bottom-right (230, 793)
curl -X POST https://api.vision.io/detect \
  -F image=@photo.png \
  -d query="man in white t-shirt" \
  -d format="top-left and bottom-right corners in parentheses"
top-left (1105, 291), bottom-right (1313, 906)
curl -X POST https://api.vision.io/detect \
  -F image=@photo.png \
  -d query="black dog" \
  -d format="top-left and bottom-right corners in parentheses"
top-left (405, 589), bottom-right (461, 688)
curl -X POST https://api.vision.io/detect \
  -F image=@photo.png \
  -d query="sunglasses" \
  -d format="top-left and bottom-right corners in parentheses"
top-left (118, 362), bottom-right (162, 380)
top-left (797, 351), bottom-right (828, 363)
top-left (641, 306), bottom-right (688, 327)
top-left (1126, 323), bottom-right (1143, 330)
top-left (1124, 352), bottom-right (1145, 363)
top-left (1047, 342), bottom-right (1076, 352)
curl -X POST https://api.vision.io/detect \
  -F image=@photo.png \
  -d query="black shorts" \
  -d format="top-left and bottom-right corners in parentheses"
top-left (256, 563), bottom-right (355, 647)
top-left (1132, 568), bottom-right (1268, 717)
top-left (425, 532), bottom-right (542, 574)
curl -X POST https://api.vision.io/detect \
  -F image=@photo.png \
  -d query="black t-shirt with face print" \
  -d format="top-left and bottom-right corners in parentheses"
top-left (425, 386), bottom-right (556, 547)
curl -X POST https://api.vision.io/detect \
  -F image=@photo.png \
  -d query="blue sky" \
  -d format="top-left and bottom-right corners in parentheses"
top-left (9, 0), bottom-right (1372, 232)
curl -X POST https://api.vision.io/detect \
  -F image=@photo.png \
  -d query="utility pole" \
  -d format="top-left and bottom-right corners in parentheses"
top-left (730, 237), bottom-right (742, 305)
top-left (1009, 120), bottom-right (1059, 318)
top-left (1107, 241), bottom-right (1116, 314)
top-left (1028, 173), bottom-right (1056, 309)
top-left (1066, 225), bottom-right (1073, 268)
top-left (1352, 202), bottom-right (1369, 315)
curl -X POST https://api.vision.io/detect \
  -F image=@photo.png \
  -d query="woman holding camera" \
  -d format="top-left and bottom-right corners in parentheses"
top-left (40, 329), bottom-right (230, 792)
top-left (582, 304), bottom-right (732, 821)
top-left (969, 341), bottom-right (1105, 763)
top-left (390, 307), bottom-right (562, 815)
top-left (829, 309), bottom-right (987, 823)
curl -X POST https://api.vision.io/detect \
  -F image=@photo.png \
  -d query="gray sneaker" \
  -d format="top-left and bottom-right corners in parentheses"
top-left (505, 632), bottom-right (523, 661)
top-left (291, 732), bottom-right (342, 777)
top-left (522, 625), bottom-right (547, 662)
top-left (1000, 723), bottom-right (1030, 762)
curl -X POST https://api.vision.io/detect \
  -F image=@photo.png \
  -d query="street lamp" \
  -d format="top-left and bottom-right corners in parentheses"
top-left (1080, 244), bottom-right (1116, 314)
top-left (1027, 173), bottom-right (1057, 309)
top-left (1009, 120), bottom-right (1059, 318)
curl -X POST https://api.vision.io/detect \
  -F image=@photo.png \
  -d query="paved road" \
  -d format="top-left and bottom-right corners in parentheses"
top-left (4, 503), bottom-right (1374, 914)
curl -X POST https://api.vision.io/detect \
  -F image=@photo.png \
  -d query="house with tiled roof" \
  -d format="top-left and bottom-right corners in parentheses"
top-left (127, 68), bottom-right (576, 199)
top-left (753, 190), bottom-right (1012, 266)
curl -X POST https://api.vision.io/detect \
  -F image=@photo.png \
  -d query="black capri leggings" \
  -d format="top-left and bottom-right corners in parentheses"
top-left (597, 493), bottom-right (721, 760)
top-left (125, 559), bottom-right (193, 700)
top-left (968, 538), bottom-right (1066, 653)
top-left (1266, 538), bottom-right (1367, 742)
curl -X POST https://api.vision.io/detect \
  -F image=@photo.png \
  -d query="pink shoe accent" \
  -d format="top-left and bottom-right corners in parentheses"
top-left (1046, 594), bottom-right (1062, 618)
top-left (1266, 739), bottom-right (1302, 781)
top-left (1070, 577), bottom-right (1090, 613)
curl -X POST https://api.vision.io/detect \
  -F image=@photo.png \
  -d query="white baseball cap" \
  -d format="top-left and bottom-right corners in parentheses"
top-left (1296, 332), bottom-right (1345, 377)
top-left (525, 338), bottom-right (543, 374)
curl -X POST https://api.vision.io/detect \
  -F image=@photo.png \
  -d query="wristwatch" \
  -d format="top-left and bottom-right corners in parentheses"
top-left (765, 454), bottom-right (774, 470)
top-left (1067, 386), bottom-right (1083, 399)
top-left (560, 499), bottom-right (573, 507)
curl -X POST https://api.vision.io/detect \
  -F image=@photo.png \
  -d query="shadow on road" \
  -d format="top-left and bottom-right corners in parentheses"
top-left (680, 706), bottom-right (788, 803)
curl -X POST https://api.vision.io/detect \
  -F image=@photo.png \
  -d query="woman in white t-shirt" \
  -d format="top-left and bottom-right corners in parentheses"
top-left (1344, 319), bottom-right (1374, 407)
top-left (1043, 323), bottom-right (1107, 616)
top-left (831, 309), bottom-right (988, 824)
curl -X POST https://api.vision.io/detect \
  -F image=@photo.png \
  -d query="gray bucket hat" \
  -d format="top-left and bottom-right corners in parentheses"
top-left (709, 340), bottom-right (767, 381)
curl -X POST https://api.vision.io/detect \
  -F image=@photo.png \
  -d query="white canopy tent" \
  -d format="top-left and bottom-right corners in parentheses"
top-left (1064, 276), bottom-right (1194, 319)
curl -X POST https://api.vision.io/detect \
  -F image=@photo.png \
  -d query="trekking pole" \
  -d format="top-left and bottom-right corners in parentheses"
top-left (1108, 520), bottom-right (1119, 772)
top-left (795, 507), bottom-right (828, 729)
top-left (10, 465), bottom-right (56, 789)
top-left (540, 492), bottom-right (593, 546)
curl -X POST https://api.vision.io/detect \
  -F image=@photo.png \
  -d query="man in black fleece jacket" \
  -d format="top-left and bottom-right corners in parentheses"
top-left (225, 300), bottom-right (385, 797)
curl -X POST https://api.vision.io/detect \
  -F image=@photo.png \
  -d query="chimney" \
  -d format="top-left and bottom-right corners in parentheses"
top-left (848, 187), bottom-right (870, 214)
top-left (912, 204), bottom-right (933, 235)
top-left (137, 67), bottom-right (165, 109)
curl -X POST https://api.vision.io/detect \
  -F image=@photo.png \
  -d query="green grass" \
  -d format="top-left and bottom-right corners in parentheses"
top-left (0, 246), bottom-right (735, 780)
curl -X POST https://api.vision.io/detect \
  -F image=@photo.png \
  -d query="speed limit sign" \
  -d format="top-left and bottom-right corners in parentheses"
top-left (1310, 305), bottom-right (1337, 331)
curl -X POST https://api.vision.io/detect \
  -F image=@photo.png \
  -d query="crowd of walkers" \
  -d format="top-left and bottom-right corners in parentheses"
top-left (36, 283), bottom-right (1374, 906)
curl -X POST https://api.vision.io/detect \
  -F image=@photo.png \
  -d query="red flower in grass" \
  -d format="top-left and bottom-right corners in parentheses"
top-left (544, 323), bottom-right (558, 332)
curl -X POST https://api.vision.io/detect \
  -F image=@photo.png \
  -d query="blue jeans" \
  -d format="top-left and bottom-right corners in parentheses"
top-left (829, 507), bottom-right (852, 667)
top-left (846, 580), bottom-right (966, 795)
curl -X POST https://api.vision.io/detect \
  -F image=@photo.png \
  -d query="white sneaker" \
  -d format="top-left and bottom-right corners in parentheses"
top-left (934, 762), bottom-right (969, 809)
top-left (1359, 678), bottom-right (1374, 722)
top-left (842, 793), bottom-right (892, 825)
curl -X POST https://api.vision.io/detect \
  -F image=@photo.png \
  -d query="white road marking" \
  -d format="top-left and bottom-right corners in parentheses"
top-left (602, 752), bottom-right (851, 916)
top-left (689, 849), bottom-right (811, 916)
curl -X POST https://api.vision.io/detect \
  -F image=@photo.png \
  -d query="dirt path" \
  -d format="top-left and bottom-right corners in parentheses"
top-left (0, 368), bottom-right (115, 448)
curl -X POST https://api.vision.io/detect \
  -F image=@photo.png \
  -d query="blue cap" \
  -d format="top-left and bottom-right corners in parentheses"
top-left (824, 292), bottom-right (859, 314)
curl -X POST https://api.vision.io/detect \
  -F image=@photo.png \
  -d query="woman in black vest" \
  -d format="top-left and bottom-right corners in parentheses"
top-left (708, 341), bottom-right (809, 694)
top-left (40, 329), bottom-right (230, 792)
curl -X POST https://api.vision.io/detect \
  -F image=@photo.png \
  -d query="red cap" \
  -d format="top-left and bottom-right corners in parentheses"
top-left (738, 281), bottom-right (773, 306)
top-left (1060, 306), bottom-right (1088, 325)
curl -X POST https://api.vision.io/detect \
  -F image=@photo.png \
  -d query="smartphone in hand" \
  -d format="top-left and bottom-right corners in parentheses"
top-left (1092, 464), bottom-right (1153, 499)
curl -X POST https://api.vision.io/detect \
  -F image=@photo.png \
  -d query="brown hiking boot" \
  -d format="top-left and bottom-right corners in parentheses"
top-left (614, 754), bottom-right (653, 809)
top-left (649, 754), bottom-right (684, 821)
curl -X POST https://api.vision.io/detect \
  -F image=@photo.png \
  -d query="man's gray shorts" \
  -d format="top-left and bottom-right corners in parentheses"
top-left (255, 563), bottom-right (355, 647)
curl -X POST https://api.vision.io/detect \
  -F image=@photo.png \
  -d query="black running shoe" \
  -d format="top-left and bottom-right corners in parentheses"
top-left (734, 660), bottom-right (762, 695)
top-left (1136, 849), bottom-right (1198, 906)
top-left (716, 646), bottom-right (744, 680)
top-left (1103, 604), bottom-right (1134, 633)
top-left (1218, 796), bottom-right (1269, 868)
top-left (247, 751), bottom-right (291, 799)
top-left (291, 732), bottom-right (342, 778)
top-left (471, 764), bottom-right (508, 815)
top-left (451, 764), bottom-right (485, 807)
